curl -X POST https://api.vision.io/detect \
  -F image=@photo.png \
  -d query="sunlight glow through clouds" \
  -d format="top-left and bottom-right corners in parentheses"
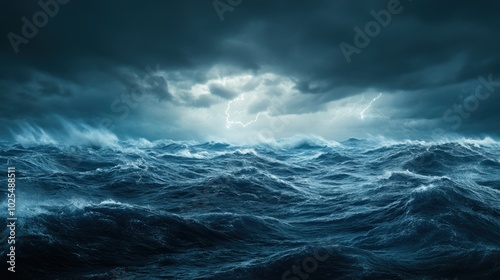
top-left (145, 67), bottom-right (392, 142)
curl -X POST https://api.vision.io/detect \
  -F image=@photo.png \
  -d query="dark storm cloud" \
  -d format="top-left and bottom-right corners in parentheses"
top-left (1, 0), bottom-right (499, 139)
top-left (38, 80), bottom-right (71, 96)
top-left (209, 84), bottom-right (237, 100)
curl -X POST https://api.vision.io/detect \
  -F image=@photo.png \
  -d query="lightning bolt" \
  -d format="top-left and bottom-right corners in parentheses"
top-left (331, 95), bottom-right (366, 119)
top-left (359, 92), bottom-right (382, 120)
top-left (330, 92), bottom-right (387, 122)
top-left (225, 95), bottom-right (261, 128)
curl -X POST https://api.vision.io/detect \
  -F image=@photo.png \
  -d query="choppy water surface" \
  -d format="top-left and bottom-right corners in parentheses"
top-left (1, 137), bottom-right (499, 279)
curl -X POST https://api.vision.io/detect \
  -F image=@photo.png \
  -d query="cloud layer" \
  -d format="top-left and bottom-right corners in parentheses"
top-left (1, 0), bottom-right (499, 142)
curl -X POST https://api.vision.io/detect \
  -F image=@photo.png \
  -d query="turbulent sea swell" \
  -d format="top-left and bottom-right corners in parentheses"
top-left (1, 136), bottom-right (500, 279)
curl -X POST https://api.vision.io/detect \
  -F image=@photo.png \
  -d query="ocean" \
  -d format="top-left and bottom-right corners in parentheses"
top-left (1, 136), bottom-right (499, 279)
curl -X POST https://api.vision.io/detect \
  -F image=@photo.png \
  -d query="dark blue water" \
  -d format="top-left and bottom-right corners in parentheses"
top-left (1, 136), bottom-right (500, 279)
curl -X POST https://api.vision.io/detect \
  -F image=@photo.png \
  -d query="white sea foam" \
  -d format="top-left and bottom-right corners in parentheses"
top-left (12, 120), bottom-right (119, 148)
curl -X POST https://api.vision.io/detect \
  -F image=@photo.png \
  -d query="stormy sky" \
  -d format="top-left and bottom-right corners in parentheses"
top-left (1, 0), bottom-right (499, 143)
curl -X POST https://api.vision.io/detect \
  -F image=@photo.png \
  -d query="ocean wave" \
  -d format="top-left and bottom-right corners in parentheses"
top-left (2, 134), bottom-right (499, 279)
